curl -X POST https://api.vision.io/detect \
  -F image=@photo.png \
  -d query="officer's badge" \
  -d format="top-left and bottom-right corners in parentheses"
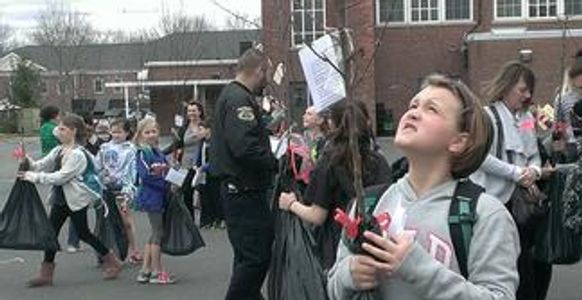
top-left (237, 106), bottom-right (255, 122)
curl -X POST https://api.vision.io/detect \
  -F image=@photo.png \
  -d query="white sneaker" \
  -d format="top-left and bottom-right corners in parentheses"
top-left (66, 245), bottom-right (84, 253)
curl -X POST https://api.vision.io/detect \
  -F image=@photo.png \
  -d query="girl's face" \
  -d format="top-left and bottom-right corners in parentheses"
top-left (395, 86), bottom-right (466, 156)
top-left (503, 77), bottom-right (532, 112)
top-left (187, 104), bottom-right (201, 122)
top-left (56, 122), bottom-right (75, 144)
top-left (110, 125), bottom-right (128, 143)
top-left (141, 124), bottom-right (159, 146)
top-left (303, 106), bottom-right (322, 129)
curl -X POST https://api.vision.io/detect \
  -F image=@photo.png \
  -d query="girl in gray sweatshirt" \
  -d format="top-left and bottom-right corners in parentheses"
top-left (327, 75), bottom-right (520, 300)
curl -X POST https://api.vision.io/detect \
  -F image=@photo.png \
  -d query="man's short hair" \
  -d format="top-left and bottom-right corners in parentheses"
top-left (236, 48), bottom-right (267, 74)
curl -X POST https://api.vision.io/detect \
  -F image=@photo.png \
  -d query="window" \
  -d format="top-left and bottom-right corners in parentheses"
top-left (114, 77), bottom-right (122, 94)
top-left (379, 0), bottom-right (405, 22)
top-left (497, 0), bottom-right (522, 17)
top-left (411, 0), bottom-right (439, 22)
top-left (94, 78), bottom-right (104, 94)
top-left (565, 0), bottom-right (582, 15)
top-left (528, 0), bottom-right (557, 18)
top-left (377, 0), bottom-right (472, 24)
top-left (496, 0), bottom-right (581, 19)
top-left (292, 0), bottom-right (325, 46)
top-left (446, 0), bottom-right (471, 20)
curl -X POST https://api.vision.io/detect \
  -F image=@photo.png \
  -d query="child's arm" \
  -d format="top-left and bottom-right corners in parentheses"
top-left (136, 151), bottom-right (167, 190)
top-left (28, 146), bottom-right (60, 172)
top-left (25, 149), bottom-right (86, 186)
top-left (120, 147), bottom-right (137, 197)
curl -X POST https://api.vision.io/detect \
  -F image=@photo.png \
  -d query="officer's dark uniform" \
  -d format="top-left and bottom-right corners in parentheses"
top-left (210, 81), bottom-right (277, 300)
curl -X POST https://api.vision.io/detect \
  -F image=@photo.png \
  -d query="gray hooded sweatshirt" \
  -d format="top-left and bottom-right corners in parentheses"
top-left (327, 176), bottom-right (520, 300)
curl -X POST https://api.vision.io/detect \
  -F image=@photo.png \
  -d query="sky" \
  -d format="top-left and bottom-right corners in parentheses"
top-left (0, 0), bottom-right (261, 44)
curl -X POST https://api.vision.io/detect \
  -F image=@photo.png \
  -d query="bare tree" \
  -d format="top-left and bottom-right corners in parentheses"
top-left (29, 0), bottom-right (96, 110)
top-left (224, 12), bottom-right (261, 30)
top-left (159, 12), bottom-right (213, 35)
top-left (0, 23), bottom-right (13, 54)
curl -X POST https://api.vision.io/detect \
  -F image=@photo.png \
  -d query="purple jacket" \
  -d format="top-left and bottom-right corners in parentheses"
top-left (136, 147), bottom-right (169, 213)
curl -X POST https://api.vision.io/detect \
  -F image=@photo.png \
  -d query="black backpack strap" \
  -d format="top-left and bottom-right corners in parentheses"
top-left (448, 179), bottom-right (483, 279)
top-left (363, 182), bottom-right (392, 215)
top-left (488, 105), bottom-right (504, 160)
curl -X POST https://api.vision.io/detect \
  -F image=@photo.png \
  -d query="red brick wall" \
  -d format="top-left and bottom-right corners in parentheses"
top-left (263, 0), bottom-right (377, 126)
top-left (374, 24), bottom-right (475, 122)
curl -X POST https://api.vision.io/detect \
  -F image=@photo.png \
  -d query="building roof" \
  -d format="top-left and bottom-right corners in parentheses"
top-left (8, 29), bottom-right (261, 72)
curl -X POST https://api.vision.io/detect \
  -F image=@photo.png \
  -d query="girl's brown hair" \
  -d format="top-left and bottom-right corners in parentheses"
top-left (133, 117), bottom-right (160, 146)
top-left (60, 114), bottom-right (88, 145)
top-left (483, 61), bottom-right (535, 103)
top-left (422, 74), bottom-right (492, 179)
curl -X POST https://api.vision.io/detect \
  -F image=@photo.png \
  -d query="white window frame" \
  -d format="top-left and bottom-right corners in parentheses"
top-left (291, 0), bottom-right (327, 47)
top-left (494, 0), bottom-right (582, 21)
top-left (94, 78), bottom-right (104, 94)
top-left (376, 0), bottom-right (474, 26)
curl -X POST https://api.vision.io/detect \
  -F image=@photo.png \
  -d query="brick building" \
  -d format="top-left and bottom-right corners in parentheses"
top-left (0, 30), bottom-right (260, 132)
top-left (262, 0), bottom-right (582, 135)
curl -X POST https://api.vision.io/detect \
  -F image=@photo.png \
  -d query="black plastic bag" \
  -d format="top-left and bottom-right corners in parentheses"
top-left (0, 180), bottom-right (59, 251)
top-left (268, 211), bottom-right (328, 300)
top-left (534, 168), bottom-right (582, 265)
top-left (161, 192), bottom-right (205, 256)
top-left (94, 191), bottom-right (128, 261)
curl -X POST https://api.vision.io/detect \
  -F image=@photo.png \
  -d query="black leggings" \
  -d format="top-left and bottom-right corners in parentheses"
top-left (44, 204), bottom-right (109, 263)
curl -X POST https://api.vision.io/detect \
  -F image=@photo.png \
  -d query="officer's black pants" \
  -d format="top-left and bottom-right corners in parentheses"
top-left (221, 182), bottom-right (274, 300)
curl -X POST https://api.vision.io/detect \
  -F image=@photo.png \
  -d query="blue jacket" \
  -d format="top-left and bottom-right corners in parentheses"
top-left (136, 146), bottom-right (169, 213)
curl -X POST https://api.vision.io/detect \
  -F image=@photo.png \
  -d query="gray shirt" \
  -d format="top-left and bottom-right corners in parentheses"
top-left (470, 101), bottom-right (541, 204)
top-left (327, 176), bottom-right (520, 300)
top-left (181, 125), bottom-right (203, 169)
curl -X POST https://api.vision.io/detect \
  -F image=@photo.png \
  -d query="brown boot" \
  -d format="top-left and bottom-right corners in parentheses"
top-left (27, 262), bottom-right (55, 288)
top-left (101, 251), bottom-right (122, 280)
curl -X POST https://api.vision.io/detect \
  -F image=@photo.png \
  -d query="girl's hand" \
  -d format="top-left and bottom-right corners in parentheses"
top-left (349, 255), bottom-right (380, 290)
top-left (519, 167), bottom-right (539, 187)
top-left (278, 192), bottom-right (297, 211)
top-left (361, 231), bottom-right (413, 277)
top-left (17, 171), bottom-right (34, 182)
top-left (541, 165), bottom-right (555, 179)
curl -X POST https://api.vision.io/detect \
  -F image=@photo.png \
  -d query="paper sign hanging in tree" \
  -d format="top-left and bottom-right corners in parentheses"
top-left (298, 34), bottom-right (346, 113)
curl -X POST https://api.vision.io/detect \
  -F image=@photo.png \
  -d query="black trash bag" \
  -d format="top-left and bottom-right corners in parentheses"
top-left (161, 192), bottom-right (205, 256)
top-left (94, 191), bottom-right (128, 261)
top-left (268, 210), bottom-right (328, 300)
top-left (534, 167), bottom-right (582, 265)
top-left (0, 180), bottom-right (59, 251)
top-left (268, 142), bottom-right (328, 300)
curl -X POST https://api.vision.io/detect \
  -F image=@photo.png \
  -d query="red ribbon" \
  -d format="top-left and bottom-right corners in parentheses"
top-left (375, 212), bottom-right (392, 232)
top-left (12, 145), bottom-right (25, 160)
top-left (334, 208), bottom-right (361, 239)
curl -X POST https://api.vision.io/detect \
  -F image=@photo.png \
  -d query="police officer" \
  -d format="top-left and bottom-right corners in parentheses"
top-left (210, 47), bottom-right (277, 300)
